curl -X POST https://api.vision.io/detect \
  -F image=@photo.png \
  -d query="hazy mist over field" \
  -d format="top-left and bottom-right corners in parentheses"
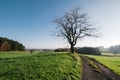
top-left (0, 0), bottom-right (120, 49)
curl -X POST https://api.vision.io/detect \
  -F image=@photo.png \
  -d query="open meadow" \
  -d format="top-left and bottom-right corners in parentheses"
top-left (0, 51), bottom-right (82, 80)
top-left (87, 53), bottom-right (120, 76)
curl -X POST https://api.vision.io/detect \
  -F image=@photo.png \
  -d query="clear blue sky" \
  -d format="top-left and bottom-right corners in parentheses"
top-left (0, 0), bottom-right (120, 49)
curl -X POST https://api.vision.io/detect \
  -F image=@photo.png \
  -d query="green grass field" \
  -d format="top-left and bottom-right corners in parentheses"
top-left (0, 52), bottom-right (82, 80)
top-left (0, 51), bottom-right (31, 58)
top-left (87, 54), bottom-right (120, 76)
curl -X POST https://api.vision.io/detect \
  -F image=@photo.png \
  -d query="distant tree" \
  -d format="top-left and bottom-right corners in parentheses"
top-left (54, 7), bottom-right (99, 53)
top-left (54, 48), bottom-right (61, 52)
top-left (0, 41), bottom-right (11, 51)
top-left (109, 45), bottom-right (120, 55)
top-left (0, 39), bottom-right (4, 48)
top-left (54, 48), bottom-right (69, 52)
top-left (18, 43), bottom-right (25, 51)
top-left (30, 49), bottom-right (34, 54)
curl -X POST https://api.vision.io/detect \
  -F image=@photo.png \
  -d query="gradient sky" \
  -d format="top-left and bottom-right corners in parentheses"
top-left (0, 0), bottom-right (120, 49)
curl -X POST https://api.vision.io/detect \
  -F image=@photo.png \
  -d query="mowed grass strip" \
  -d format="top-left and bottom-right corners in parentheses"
top-left (0, 52), bottom-right (81, 80)
top-left (87, 55), bottom-right (120, 76)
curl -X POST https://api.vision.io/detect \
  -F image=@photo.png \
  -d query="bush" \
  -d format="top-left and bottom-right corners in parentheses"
top-left (78, 47), bottom-right (101, 55)
top-left (54, 48), bottom-right (69, 52)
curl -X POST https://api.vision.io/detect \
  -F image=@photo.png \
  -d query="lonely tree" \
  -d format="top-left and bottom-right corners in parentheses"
top-left (54, 7), bottom-right (98, 53)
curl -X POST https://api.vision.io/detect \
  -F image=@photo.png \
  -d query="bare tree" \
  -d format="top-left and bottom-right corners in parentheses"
top-left (54, 7), bottom-right (98, 53)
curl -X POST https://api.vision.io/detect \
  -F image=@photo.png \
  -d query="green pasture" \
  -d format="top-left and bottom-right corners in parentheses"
top-left (87, 54), bottom-right (120, 76)
top-left (0, 52), bottom-right (82, 80)
top-left (0, 51), bottom-right (32, 58)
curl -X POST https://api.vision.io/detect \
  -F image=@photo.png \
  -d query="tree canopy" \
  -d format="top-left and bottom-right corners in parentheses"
top-left (0, 37), bottom-right (25, 51)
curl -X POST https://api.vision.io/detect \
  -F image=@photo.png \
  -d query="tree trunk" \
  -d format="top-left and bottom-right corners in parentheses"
top-left (70, 43), bottom-right (74, 53)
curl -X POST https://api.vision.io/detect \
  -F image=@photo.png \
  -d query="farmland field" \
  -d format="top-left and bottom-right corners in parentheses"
top-left (87, 54), bottom-right (120, 76)
top-left (0, 51), bottom-right (34, 58)
top-left (0, 52), bottom-right (82, 80)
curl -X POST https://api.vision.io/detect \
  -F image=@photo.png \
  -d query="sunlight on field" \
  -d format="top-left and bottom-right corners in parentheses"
top-left (0, 52), bottom-right (82, 80)
top-left (87, 54), bottom-right (120, 76)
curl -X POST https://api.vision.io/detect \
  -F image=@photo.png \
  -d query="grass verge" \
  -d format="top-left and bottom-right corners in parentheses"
top-left (87, 55), bottom-right (120, 76)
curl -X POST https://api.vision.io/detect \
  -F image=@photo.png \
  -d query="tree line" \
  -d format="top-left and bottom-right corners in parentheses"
top-left (109, 45), bottom-right (120, 54)
top-left (54, 47), bottom-right (101, 55)
top-left (0, 37), bottom-right (25, 51)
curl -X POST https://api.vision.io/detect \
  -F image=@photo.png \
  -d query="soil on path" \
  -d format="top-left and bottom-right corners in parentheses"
top-left (80, 56), bottom-right (120, 80)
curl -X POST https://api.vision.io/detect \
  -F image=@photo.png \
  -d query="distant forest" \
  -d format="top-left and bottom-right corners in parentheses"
top-left (0, 37), bottom-right (25, 51)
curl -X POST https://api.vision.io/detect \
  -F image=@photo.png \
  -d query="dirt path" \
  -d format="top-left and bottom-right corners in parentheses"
top-left (80, 56), bottom-right (120, 80)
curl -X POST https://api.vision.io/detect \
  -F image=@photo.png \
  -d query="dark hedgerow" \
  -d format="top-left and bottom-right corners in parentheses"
top-left (78, 47), bottom-right (101, 55)
top-left (54, 48), bottom-right (69, 52)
